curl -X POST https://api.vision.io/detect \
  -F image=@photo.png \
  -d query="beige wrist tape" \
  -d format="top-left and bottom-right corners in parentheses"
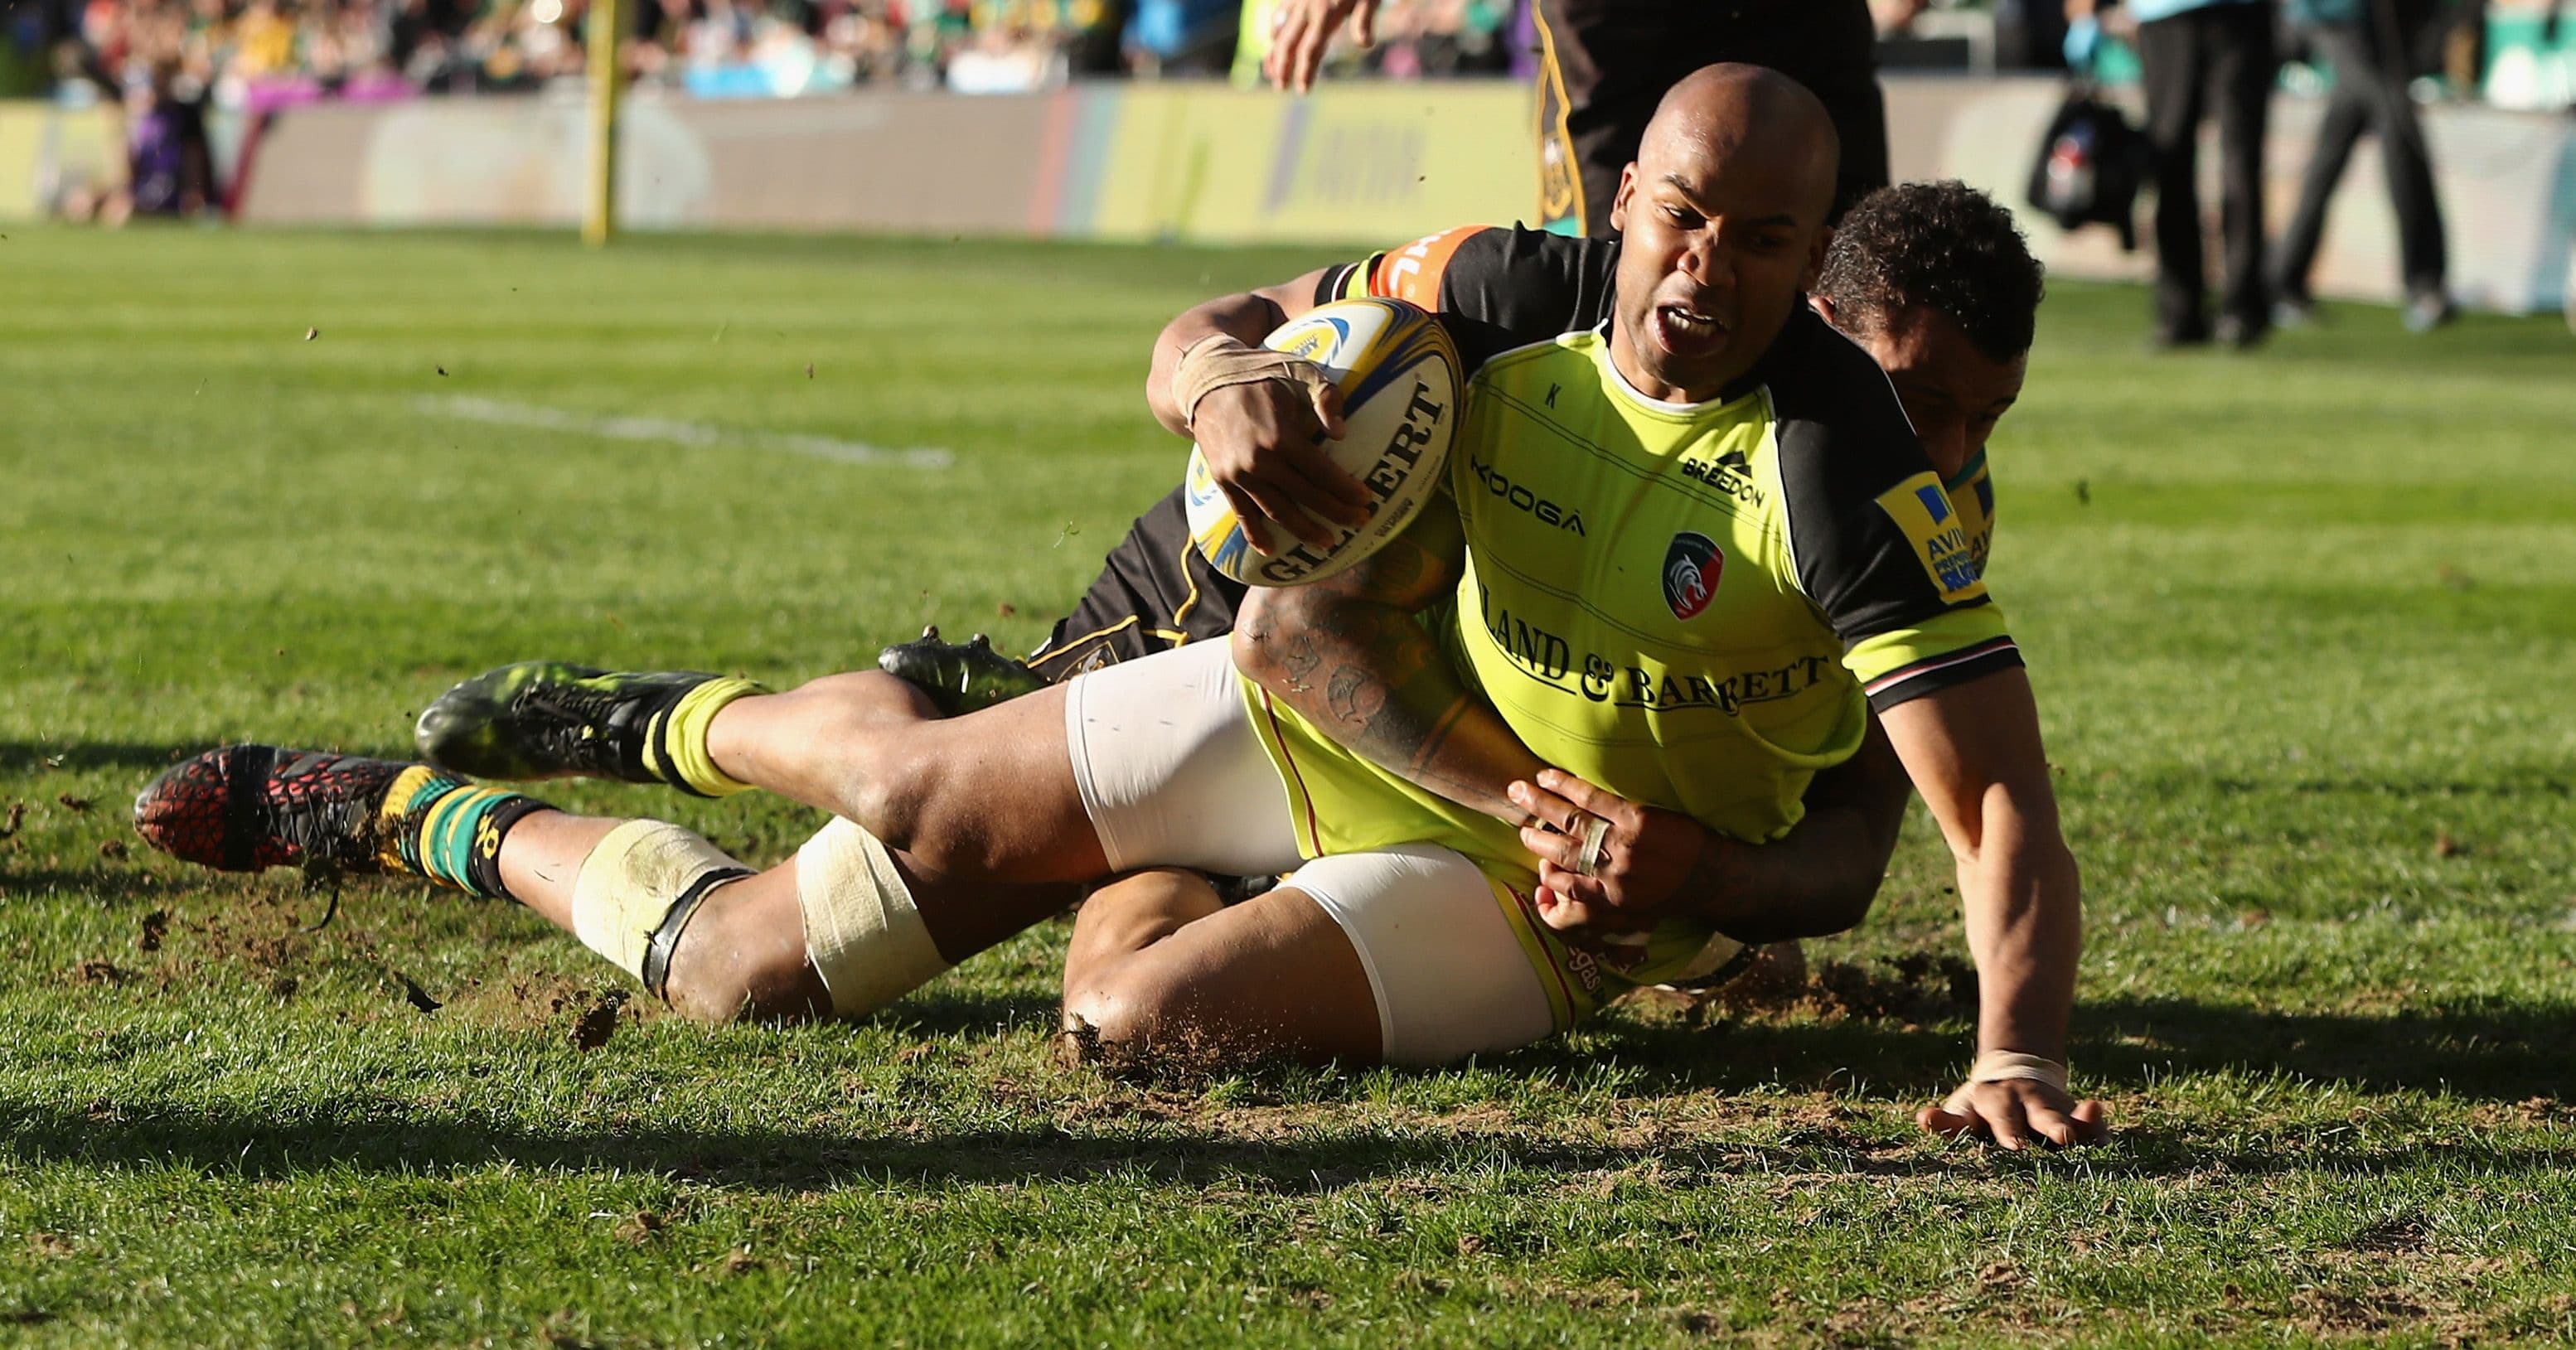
top-left (1968, 1051), bottom-right (2070, 1094)
top-left (796, 817), bottom-right (951, 1019)
top-left (1171, 334), bottom-right (1334, 429)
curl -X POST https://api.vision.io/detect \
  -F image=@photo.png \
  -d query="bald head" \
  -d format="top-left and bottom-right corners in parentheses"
top-left (1603, 63), bottom-right (1843, 402)
top-left (1638, 64), bottom-right (1840, 225)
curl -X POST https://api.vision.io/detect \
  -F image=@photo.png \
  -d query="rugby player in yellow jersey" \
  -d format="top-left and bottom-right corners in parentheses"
top-left (133, 66), bottom-right (2102, 1148)
top-left (1220, 66), bottom-right (2096, 1145)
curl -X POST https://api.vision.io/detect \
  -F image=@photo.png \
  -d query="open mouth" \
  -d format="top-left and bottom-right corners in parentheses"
top-left (1652, 304), bottom-right (1727, 356)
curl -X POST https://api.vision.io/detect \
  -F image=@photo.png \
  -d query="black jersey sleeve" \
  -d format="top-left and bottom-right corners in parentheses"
top-left (1317, 225), bottom-right (1620, 375)
top-left (1767, 309), bottom-right (2025, 711)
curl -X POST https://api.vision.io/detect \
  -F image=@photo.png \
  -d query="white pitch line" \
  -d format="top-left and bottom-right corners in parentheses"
top-left (417, 394), bottom-right (953, 469)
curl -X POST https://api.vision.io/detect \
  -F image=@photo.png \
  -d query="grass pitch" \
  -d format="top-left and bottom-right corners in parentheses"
top-left (2, 226), bottom-right (2573, 1348)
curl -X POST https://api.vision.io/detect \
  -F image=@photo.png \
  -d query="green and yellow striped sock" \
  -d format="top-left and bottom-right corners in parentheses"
top-left (376, 766), bottom-right (548, 898)
top-left (640, 676), bottom-right (763, 799)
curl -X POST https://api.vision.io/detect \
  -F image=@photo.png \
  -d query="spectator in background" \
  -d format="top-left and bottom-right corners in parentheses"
top-left (123, 53), bottom-right (214, 213)
top-left (2273, 0), bottom-right (2452, 331)
top-left (48, 2), bottom-right (216, 222)
top-left (2079, 0), bottom-right (2278, 348)
top-left (227, 0), bottom-right (293, 75)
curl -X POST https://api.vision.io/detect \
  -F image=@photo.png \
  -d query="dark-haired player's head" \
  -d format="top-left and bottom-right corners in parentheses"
top-left (1607, 64), bottom-right (1838, 403)
top-left (1812, 180), bottom-right (2045, 479)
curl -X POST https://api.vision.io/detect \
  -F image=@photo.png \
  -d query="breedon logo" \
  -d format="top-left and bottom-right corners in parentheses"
top-left (1662, 531), bottom-right (1722, 620)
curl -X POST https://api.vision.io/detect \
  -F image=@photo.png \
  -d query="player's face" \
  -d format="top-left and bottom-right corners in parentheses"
top-left (1606, 140), bottom-right (1830, 403)
top-left (1847, 303), bottom-right (2028, 480)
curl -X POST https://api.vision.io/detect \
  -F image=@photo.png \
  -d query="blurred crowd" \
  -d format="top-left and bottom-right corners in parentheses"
top-left (5, 0), bottom-right (2535, 110)
top-left (0, 0), bottom-right (1524, 108)
top-left (1, 0), bottom-right (2552, 226)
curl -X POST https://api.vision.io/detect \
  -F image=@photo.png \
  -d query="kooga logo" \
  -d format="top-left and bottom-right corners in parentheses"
top-left (1470, 458), bottom-right (1587, 535)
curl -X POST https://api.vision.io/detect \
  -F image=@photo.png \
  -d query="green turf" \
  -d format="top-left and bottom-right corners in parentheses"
top-left (2, 225), bottom-right (2573, 1348)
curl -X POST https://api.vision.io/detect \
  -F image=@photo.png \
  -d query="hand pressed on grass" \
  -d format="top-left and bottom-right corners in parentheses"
top-left (1918, 1078), bottom-right (2111, 1150)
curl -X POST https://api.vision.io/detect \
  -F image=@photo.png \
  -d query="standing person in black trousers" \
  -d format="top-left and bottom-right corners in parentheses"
top-left (1523, 0), bottom-right (1892, 233)
top-left (2079, 0), bottom-right (2279, 347)
top-left (2273, 0), bottom-right (2452, 331)
top-left (1263, 0), bottom-right (1894, 233)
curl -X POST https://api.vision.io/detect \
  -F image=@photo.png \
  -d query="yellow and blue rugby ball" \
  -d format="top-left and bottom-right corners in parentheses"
top-left (1184, 298), bottom-right (1463, 588)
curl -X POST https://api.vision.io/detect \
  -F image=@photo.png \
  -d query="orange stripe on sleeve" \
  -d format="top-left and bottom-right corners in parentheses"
top-left (1365, 225), bottom-right (1487, 310)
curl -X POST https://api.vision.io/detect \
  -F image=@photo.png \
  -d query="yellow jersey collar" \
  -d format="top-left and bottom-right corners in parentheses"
top-left (1594, 319), bottom-right (1776, 417)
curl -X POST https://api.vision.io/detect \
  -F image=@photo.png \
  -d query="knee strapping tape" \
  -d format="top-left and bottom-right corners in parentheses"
top-left (796, 817), bottom-right (951, 1017)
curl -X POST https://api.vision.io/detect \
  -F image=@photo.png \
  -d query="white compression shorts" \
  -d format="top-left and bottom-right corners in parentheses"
top-left (1061, 641), bottom-right (1557, 1066)
top-left (1063, 638), bottom-right (1303, 878)
top-left (1282, 844), bottom-right (1557, 1067)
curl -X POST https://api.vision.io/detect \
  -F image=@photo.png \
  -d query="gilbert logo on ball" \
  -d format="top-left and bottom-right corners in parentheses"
top-left (1184, 298), bottom-right (1463, 587)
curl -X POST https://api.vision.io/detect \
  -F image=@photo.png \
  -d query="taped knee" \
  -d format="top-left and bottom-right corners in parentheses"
top-left (570, 820), bottom-right (751, 1000)
top-left (796, 817), bottom-right (951, 1019)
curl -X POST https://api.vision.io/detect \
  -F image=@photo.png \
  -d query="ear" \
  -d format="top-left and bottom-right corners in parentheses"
top-left (1809, 293), bottom-right (1838, 327)
top-left (1607, 162), bottom-right (1638, 235)
top-left (1797, 224), bottom-right (1832, 293)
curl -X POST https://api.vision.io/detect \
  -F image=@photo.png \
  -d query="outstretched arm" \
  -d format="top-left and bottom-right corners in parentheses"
top-left (1878, 667), bottom-right (2108, 1149)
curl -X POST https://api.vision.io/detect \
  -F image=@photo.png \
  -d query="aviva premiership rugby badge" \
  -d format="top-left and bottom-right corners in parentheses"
top-left (1874, 472), bottom-right (1988, 602)
top-left (1662, 531), bottom-right (1722, 619)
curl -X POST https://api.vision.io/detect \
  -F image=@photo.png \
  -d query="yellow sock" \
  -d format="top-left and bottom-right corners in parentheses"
top-left (373, 763), bottom-right (545, 897)
top-left (375, 765), bottom-right (443, 873)
top-left (643, 676), bottom-right (764, 798)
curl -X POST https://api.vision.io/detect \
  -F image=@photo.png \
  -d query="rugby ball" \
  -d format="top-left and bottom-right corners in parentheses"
top-left (1184, 298), bottom-right (1463, 587)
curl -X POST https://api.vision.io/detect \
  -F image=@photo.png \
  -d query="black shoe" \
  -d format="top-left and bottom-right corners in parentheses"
top-left (877, 627), bottom-right (1048, 716)
top-left (134, 744), bottom-right (412, 874)
top-left (415, 662), bottom-right (721, 789)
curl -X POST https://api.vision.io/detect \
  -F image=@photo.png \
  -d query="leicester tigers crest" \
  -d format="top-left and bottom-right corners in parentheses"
top-left (1662, 531), bottom-right (1722, 620)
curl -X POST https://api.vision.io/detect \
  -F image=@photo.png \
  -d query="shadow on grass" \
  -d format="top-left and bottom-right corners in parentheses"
top-left (2073, 994), bottom-right (2574, 1102)
top-left (0, 742), bottom-right (195, 777)
top-left (5, 984), bottom-right (2565, 1190)
top-left (7, 1091), bottom-right (2574, 1194)
top-left (2168, 772), bottom-right (2571, 801)
top-left (0, 1100), bottom-right (1760, 1193)
top-left (1497, 993), bottom-right (2573, 1106)
top-left (0, 865), bottom-right (182, 904)
top-left (4, 994), bottom-right (2569, 1188)
top-left (879, 990), bottom-right (1064, 1037)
